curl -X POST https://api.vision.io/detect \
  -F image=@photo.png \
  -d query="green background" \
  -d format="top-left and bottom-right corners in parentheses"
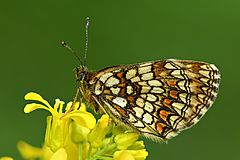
top-left (0, 0), bottom-right (239, 159)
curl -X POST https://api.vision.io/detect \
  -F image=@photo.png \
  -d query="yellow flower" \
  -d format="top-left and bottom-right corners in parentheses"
top-left (88, 114), bottom-right (111, 148)
top-left (0, 157), bottom-right (14, 160)
top-left (17, 92), bottom-right (148, 160)
top-left (113, 150), bottom-right (148, 160)
top-left (17, 142), bottom-right (67, 160)
top-left (17, 141), bottom-right (54, 160)
top-left (115, 132), bottom-right (139, 150)
top-left (51, 148), bottom-right (67, 160)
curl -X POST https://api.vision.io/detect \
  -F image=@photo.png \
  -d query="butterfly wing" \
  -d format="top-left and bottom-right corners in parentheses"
top-left (88, 59), bottom-right (220, 141)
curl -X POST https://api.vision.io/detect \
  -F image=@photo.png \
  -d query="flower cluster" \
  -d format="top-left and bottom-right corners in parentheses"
top-left (6, 92), bottom-right (148, 160)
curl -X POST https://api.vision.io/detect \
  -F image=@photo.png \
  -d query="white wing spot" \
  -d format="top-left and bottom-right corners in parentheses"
top-left (133, 107), bottom-right (144, 118)
top-left (95, 80), bottom-right (103, 95)
top-left (198, 94), bottom-right (206, 103)
top-left (169, 115), bottom-right (179, 126)
top-left (141, 86), bottom-right (151, 93)
top-left (140, 94), bottom-right (147, 99)
top-left (100, 73), bottom-right (113, 83)
top-left (126, 69), bottom-right (137, 80)
top-left (139, 62), bottom-right (152, 67)
top-left (171, 70), bottom-right (184, 79)
top-left (198, 94), bottom-right (205, 99)
top-left (210, 64), bottom-right (219, 72)
top-left (144, 101), bottom-right (154, 112)
top-left (151, 87), bottom-right (164, 94)
top-left (113, 97), bottom-right (128, 108)
top-left (164, 62), bottom-right (177, 69)
top-left (200, 65), bottom-right (209, 70)
top-left (131, 76), bottom-right (141, 82)
top-left (141, 73), bottom-right (153, 80)
top-left (105, 76), bottom-right (120, 87)
top-left (202, 86), bottom-right (209, 94)
top-left (127, 85), bottom-right (133, 94)
top-left (200, 77), bottom-right (209, 83)
top-left (186, 64), bottom-right (193, 68)
top-left (110, 87), bottom-right (121, 95)
top-left (148, 80), bottom-right (162, 86)
top-left (178, 80), bottom-right (187, 91)
top-left (138, 81), bottom-right (148, 86)
top-left (129, 113), bottom-right (137, 123)
top-left (143, 112), bottom-right (153, 124)
top-left (136, 98), bottom-right (144, 107)
top-left (199, 70), bottom-right (210, 78)
top-left (138, 66), bottom-right (152, 74)
top-left (172, 102), bottom-right (185, 115)
top-left (147, 94), bottom-right (157, 102)
top-left (179, 93), bottom-right (187, 103)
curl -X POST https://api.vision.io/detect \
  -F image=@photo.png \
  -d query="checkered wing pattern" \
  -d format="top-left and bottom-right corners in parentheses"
top-left (87, 59), bottom-right (220, 141)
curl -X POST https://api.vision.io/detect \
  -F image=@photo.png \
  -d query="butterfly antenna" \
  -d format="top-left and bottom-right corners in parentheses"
top-left (83, 17), bottom-right (90, 66)
top-left (61, 40), bottom-right (83, 65)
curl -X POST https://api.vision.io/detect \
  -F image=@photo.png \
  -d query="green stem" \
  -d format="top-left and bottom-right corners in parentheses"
top-left (94, 155), bottom-right (113, 160)
top-left (79, 143), bottom-right (83, 160)
top-left (87, 145), bottom-right (92, 160)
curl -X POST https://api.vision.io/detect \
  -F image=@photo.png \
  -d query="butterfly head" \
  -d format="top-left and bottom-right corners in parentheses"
top-left (75, 66), bottom-right (89, 82)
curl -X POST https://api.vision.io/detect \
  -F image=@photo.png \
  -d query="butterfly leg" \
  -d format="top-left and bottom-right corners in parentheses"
top-left (72, 87), bottom-right (80, 109)
top-left (60, 88), bottom-right (80, 119)
top-left (76, 96), bottom-right (83, 110)
top-left (92, 95), bottom-right (107, 114)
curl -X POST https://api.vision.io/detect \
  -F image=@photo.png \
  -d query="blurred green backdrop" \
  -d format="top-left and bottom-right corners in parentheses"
top-left (0, 0), bottom-right (239, 159)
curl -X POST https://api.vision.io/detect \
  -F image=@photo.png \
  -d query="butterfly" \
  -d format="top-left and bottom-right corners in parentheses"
top-left (62, 17), bottom-right (221, 142)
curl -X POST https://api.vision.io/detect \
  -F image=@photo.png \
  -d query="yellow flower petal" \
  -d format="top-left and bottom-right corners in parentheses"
top-left (53, 99), bottom-right (64, 113)
top-left (24, 92), bottom-right (44, 101)
top-left (113, 150), bottom-right (135, 160)
top-left (0, 157), bottom-right (14, 160)
top-left (88, 114), bottom-right (110, 148)
top-left (114, 149), bottom-right (148, 160)
top-left (24, 103), bottom-right (49, 113)
top-left (67, 111), bottom-right (96, 129)
top-left (127, 149), bottom-right (148, 160)
top-left (99, 114), bottom-right (109, 128)
top-left (24, 92), bottom-right (52, 109)
top-left (17, 141), bottom-right (43, 159)
top-left (63, 140), bottom-right (78, 160)
top-left (71, 121), bottom-right (90, 143)
top-left (78, 103), bottom-right (87, 111)
top-left (50, 148), bottom-right (67, 160)
top-left (65, 101), bottom-right (73, 111)
top-left (45, 116), bottom-right (69, 152)
top-left (114, 132), bottom-right (139, 150)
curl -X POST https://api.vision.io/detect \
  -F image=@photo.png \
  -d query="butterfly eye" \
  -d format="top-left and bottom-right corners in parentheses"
top-left (79, 72), bottom-right (86, 81)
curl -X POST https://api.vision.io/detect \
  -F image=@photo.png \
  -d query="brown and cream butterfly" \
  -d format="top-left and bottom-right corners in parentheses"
top-left (63, 17), bottom-right (220, 142)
